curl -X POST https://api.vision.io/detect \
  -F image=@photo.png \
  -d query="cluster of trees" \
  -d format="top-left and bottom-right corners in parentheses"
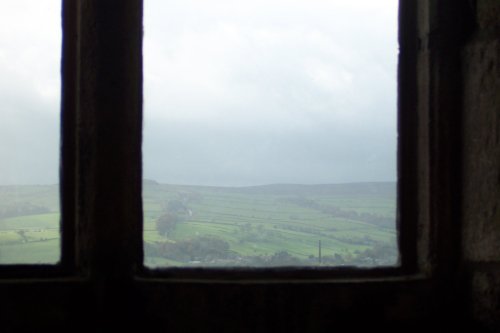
top-left (156, 198), bottom-right (194, 237)
top-left (321, 243), bottom-right (398, 266)
top-left (352, 243), bottom-right (398, 266)
top-left (156, 212), bottom-right (181, 236)
top-left (146, 236), bottom-right (232, 263)
top-left (240, 250), bottom-right (304, 266)
top-left (15, 230), bottom-right (29, 243)
top-left (274, 223), bottom-right (327, 237)
top-left (233, 223), bottom-right (283, 244)
top-left (0, 203), bottom-right (50, 220)
top-left (145, 235), bottom-right (397, 266)
top-left (145, 239), bottom-right (308, 266)
top-left (284, 196), bottom-right (394, 228)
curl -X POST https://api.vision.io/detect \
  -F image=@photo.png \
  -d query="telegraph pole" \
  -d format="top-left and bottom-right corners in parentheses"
top-left (318, 240), bottom-right (322, 264)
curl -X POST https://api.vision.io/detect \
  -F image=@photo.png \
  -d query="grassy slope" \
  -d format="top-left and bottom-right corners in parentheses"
top-left (0, 182), bottom-right (397, 265)
top-left (143, 181), bottom-right (397, 264)
top-left (0, 185), bottom-right (60, 263)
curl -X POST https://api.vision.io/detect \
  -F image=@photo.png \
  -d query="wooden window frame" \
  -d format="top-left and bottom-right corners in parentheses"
top-left (0, 0), bottom-right (469, 329)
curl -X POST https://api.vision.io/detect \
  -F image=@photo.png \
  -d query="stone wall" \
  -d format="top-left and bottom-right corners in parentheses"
top-left (462, 0), bottom-right (500, 330)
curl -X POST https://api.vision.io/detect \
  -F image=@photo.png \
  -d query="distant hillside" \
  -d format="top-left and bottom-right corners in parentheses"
top-left (0, 181), bottom-right (396, 200)
top-left (143, 180), bottom-right (396, 198)
top-left (0, 181), bottom-right (398, 266)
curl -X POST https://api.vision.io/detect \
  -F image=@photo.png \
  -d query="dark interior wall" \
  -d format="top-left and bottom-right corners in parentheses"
top-left (462, 0), bottom-right (500, 330)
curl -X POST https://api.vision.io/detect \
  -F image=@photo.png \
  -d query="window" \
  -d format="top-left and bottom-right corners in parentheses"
top-left (0, 0), bottom-right (412, 276)
top-left (0, 0), bottom-right (61, 264)
top-left (143, 0), bottom-right (399, 268)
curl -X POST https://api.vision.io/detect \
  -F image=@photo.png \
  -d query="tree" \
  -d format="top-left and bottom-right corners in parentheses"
top-left (16, 229), bottom-right (28, 243)
top-left (156, 212), bottom-right (180, 237)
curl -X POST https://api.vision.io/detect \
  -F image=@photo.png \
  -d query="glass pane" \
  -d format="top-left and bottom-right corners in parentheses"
top-left (144, 0), bottom-right (398, 267)
top-left (0, 1), bottom-right (61, 264)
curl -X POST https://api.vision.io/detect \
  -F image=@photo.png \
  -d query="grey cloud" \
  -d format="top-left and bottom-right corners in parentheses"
top-left (142, 0), bottom-right (398, 186)
top-left (0, 0), bottom-right (398, 186)
top-left (143, 119), bottom-right (396, 186)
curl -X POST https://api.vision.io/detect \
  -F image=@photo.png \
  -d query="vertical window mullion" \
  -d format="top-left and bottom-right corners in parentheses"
top-left (397, 0), bottom-right (419, 274)
top-left (76, 0), bottom-right (143, 279)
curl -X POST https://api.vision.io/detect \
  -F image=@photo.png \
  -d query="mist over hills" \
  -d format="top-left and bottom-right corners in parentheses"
top-left (143, 179), bottom-right (396, 197)
top-left (0, 181), bottom-right (396, 201)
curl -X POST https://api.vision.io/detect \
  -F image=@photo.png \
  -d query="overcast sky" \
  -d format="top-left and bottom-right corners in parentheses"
top-left (143, 0), bottom-right (398, 186)
top-left (0, 0), bottom-right (398, 186)
top-left (0, 1), bottom-right (61, 185)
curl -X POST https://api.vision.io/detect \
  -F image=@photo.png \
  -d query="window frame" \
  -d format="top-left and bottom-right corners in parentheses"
top-left (139, 0), bottom-right (421, 280)
top-left (0, 0), bottom-right (472, 330)
top-left (0, 0), bottom-right (465, 294)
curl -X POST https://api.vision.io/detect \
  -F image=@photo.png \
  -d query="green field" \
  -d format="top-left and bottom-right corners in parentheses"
top-left (143, 181), bottom-right (398, 267)
top-left (0, 181), bottom-right (398, 267)
top-left (0, 185), bottom-right (60, 264)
